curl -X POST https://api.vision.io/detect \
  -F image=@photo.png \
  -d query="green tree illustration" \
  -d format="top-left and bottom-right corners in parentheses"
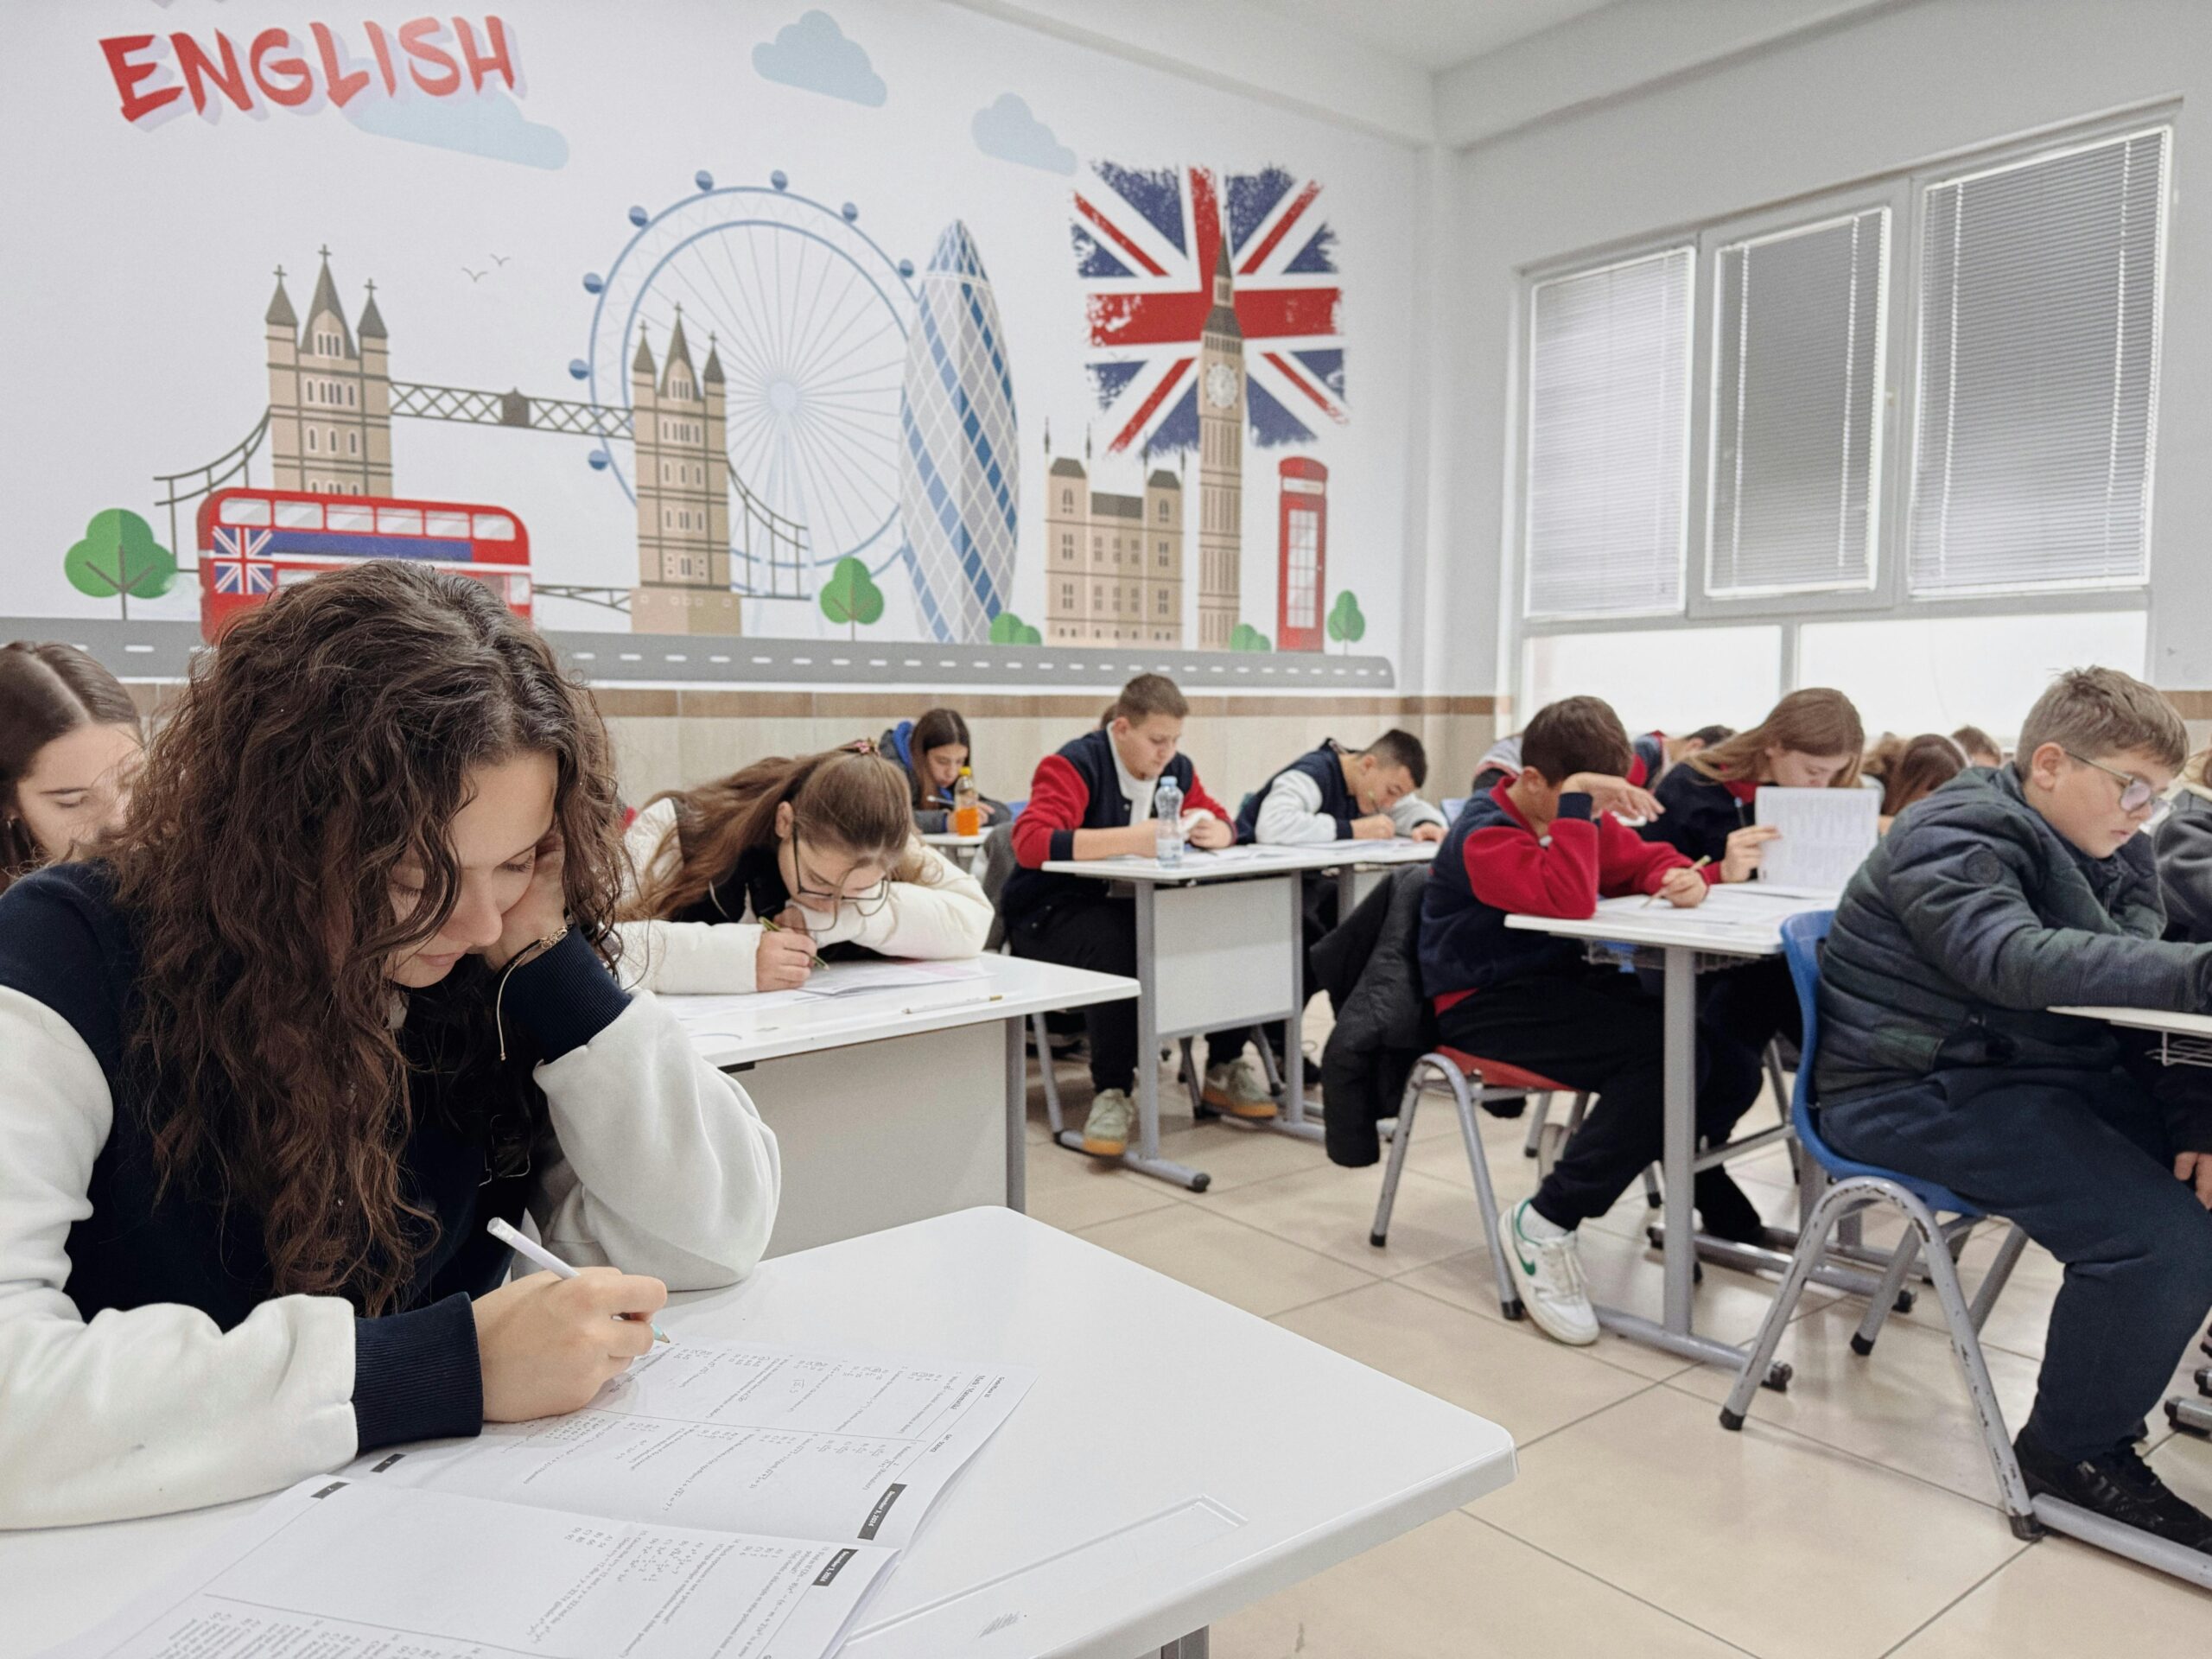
top-left (1228, 622), bottom-right (1272, 653)
top-left (65, 509), bottom-right (179, 621)
top-left (1325, 589), bottom-right (1366, 654)
top-left (988, 610), bottom-right (1043, 646)
top-left (818, 556), bottom-right (885, 639)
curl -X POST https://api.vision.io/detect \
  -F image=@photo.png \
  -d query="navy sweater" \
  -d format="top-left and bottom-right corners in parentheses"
top-left (1004, 728), bottom-right (1228, 920)
top-left (1640, 766), bottom-right (1758, 864)
top-left (1235, 741), bottom-right (1356, 842)
top-left (0, 863), bottom-right (630, 1455)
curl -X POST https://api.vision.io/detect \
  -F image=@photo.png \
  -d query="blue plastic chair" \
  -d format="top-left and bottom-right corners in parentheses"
top-left (1720, 911), bottom-right (2039, 1536)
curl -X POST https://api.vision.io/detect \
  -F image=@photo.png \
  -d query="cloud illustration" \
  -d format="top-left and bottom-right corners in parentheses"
top-left (972, 93), bottom-right (1074, 175)
top-left (753, 10), bottom-right (886, 106)
top-left (346, 86), bottom-right (569, 170)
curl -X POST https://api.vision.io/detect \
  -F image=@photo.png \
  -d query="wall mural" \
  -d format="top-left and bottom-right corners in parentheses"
top-left (18, 4), bottom-right (1408, 686)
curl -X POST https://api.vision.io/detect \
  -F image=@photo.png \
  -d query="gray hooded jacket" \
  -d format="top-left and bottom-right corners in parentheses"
top-left (1816, 765), bottom-right (2212, 1103)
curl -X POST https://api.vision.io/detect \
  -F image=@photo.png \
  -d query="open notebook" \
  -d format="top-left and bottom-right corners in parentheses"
top-left (50, 1341), bottom-right (1036, 1659)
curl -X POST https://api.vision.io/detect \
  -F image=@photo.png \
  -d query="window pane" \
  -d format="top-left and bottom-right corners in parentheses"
top-left (1524, 248), bottom-right (1693, 619)
top-left (217, 496), bottom-right (270, 526)
top-left (1909, 128), bottom-right (2167, 595)
top-left (1522, 626), bottom-right (1781, 735)
top-left (424, 511), bottom-right (471, 538)
top-left (1707, 208), bottom-right (1887, 597)
top-left (325, 503), bottom-right (373, 532)
top-left (377, 508), bottom-right (423, 535)
top-left (274, 499), bottom-right (321, 529)
top-left (473, 512), bottom-right (517, 541)
top-left (1797, 612), bottom-right (2146, 744)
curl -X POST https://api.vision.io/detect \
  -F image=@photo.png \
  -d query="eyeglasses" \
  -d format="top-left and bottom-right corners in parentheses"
top-left (790, 825), bottom-right (892, 916)
top-left (2063, 750), bottom-right (2160, 815)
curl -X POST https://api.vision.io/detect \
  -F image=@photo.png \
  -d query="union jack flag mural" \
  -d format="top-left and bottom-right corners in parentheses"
top-left (1071, 162), bottom-right (1346, 454)
top-left (209, 525), bottom-right (276, 595)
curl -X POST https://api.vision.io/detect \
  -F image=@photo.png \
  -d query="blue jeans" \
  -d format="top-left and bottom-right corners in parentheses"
top-left (1822, 1065), bottom-right (2212, 1459)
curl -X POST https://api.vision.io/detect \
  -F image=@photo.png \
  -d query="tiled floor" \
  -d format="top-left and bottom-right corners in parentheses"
top-left (1019, 1042), bottom-right (2212, 1658)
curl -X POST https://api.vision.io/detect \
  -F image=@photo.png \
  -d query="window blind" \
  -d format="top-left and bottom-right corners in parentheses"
top-left (1707, 208), bottom-right (1887, 597)
top-left (1909, 127), bottom-right (2167, 595)
top-left (1523, 246), bottom-right (1692, 619)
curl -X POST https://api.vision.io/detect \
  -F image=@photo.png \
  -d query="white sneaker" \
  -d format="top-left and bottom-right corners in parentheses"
top-left (1203, 1055), bottom-right (1279, 1119)
top-left (1506, 1200), bottom-right (1599, 1345)
top-left (1080, 1089), bottom-right (1135, 1157)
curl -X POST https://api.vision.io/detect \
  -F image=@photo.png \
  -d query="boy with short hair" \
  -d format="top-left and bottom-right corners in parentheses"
top-left (1421, 696), bottom-right (1757, 1345)
top-left (1007, 674), bottom-right (1275, 1154)
top-left (1820, 666), bottom-right (2212, 1549)
top-left (1235, 730), bottom-right (1448, 846)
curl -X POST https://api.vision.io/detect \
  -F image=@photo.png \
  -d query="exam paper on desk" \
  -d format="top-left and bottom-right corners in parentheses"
top-left (43, 1478), bottom-right (894, 1659)
top-left (348, 1340), bottom-right (1038, 1552)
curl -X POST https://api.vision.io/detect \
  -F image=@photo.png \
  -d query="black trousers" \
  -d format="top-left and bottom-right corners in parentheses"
top-left (1823, 1065), bottom-right (2212, 1461)
top-left (1009, 896), bottom-right (1256, 1094)
top-left (1438, 968), bottom-right (1766, 1229)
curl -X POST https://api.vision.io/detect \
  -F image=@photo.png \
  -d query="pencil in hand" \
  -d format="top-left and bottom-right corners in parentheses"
top-left (1644, 855), bottom-right (1713, 906)
top-left (760, 914), bottom-right (828, 969)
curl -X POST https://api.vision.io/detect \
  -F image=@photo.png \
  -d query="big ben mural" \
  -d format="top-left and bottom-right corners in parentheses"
top-left (1196, 236), bottom-right (1244, 650)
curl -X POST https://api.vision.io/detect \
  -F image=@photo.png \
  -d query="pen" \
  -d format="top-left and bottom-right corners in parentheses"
top-left (760, 914), bottom-right (828, 969)
top-left (899, 993), bottom-right (1007, 1014)
top-left (486, 1216), bottom-right (671, 1343)
top-left (1644, 855), bottom-right (1713, 906)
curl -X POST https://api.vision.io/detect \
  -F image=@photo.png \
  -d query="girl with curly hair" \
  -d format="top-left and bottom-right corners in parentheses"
top-left (0, 563), bottom-right (779, 1527)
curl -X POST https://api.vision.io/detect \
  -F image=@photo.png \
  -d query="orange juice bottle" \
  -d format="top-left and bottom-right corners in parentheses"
top-left (952, 767), bottom-right (982, 837)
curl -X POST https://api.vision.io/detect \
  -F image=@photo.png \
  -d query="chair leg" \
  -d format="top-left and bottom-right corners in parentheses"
top-left (1446, 1067), bottom-right (1523, 1321)
top-left (1522, 1090), bottom-right (1553, 1160)
top-left (1370, 1064), bottom-right (1425, 1249)
top-left (1033, 1014), bottom-right (1065, 1138)
top-left (1897, 1191), bottom-right (2039, 1535)
top-left (1721, 1179), bottom-right (1863, 1429)
top-left (1968, 1222), bottom-right (2032, 1336)
top-left (1852, 1236), bottom-right (1921, 1356)
top-left (1642, 1163), bottom-right (1663, 1209)
top-left (1178, 1037), bottom-right (1206, 1116)
top-left (1255, 1030), bottom-right (1285, 1096)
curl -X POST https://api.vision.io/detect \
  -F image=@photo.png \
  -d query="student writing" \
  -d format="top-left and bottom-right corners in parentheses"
top-left (1235, 730), bottom-right (1446, 845)
top-left (0, 564), bottom-right (780, 1529)
top-left (0, 641), bottom-right (143, 895)
top-left (881, 707), bottom-right (1012, 833)
top-left (620, 744), bottom-right (991, 994)
top-left (1818, 668), bottom-right (2212, 1550)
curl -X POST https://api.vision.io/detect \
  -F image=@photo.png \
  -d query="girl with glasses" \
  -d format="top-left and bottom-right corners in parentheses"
top-left (620, 744), bottom-right (991, 993)
top-left (0, 563), bottom-right (780, 1527)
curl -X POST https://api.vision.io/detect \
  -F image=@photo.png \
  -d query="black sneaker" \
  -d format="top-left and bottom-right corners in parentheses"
top-left (1693, 1168), bottom-right (1770, 1246)
top-left (2014, 1427), bottom-right (2212, 1553)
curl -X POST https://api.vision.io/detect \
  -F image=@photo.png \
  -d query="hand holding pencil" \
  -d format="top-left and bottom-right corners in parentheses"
top-left (1647, 856), bottom-right (1712, 908)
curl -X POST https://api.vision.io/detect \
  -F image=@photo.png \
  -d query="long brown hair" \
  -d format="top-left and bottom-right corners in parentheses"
top-left (0, 641), bottom-right (142, 888)
top-left (109, 563), bottom-right (626, 1316)
top-left (1689, 689), bottom-right (1865, 788)
top-left (1875, 734), bottom-right (1966, 817)
top-left (626, 744), bottom-right (929, 921)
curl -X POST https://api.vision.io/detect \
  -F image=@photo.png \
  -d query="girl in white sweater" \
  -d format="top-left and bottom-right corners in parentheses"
top-left (0, 564), bottom-right (779, 1528)
top-left (620, 742), bottom-right (991, 993)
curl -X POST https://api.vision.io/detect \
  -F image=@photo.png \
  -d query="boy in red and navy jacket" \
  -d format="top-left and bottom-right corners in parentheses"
top-left (1007, 674), bottom-right (1275, 1157)
top-left (1418, 696), bottom-right (1765, 1346)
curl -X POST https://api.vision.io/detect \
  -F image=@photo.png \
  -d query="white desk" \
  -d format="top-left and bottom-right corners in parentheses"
top-left (921, 829), bottom-right (990, 871)
top-left (671, 957), bottom-right (1135, 1256)
top-left (1040, 841), bottom-right (1437, 1190)
top-left (2, 1208), bottom-right (1517, 1659)
top-left (1505, 885), bottom-right (1839, 1372)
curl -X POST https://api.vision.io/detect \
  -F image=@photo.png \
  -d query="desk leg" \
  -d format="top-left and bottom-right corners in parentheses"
top-left (1054, 880), bottom-right (1211, 1190)
top-left (1004, 1016), bottom-right (1027, 1214)
top-left (1588, 944), bottom-right (1751, 1370)
top-left (1268, 872), bottom-right (1321, 1145)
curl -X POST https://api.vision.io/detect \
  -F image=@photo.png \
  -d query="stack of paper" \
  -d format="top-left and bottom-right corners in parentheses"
top-left (1753, 786), bottom-right (1877, 894)
top-left (53, 1342), bottom-right (1037, 1659)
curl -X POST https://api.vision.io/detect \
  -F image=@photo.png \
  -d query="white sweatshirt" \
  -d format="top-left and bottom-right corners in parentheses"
top-left (1250, 769), bottom-right (1448, 845)
top-left (615, 798), bottom-right (993, 994)
top-left (0, 905), bottom-right (780, 1529)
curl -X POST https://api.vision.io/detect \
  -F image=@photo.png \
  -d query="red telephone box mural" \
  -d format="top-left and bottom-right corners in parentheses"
top-left (1276, 457), bottom-right (1327, 652)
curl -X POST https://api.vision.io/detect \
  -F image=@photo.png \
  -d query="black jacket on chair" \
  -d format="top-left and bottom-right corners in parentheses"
top-left (1313, 865), bottom-right (1433, 1167)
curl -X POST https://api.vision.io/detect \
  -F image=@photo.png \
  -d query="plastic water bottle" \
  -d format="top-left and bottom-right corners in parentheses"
top-left (1154, 776), bottom-right (1185, 868)
top-left (951, 767), bottom-right (982, 837)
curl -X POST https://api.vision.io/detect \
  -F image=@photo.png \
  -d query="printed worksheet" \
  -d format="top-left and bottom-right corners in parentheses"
top-left (352, 1341), bottom-right (1037, 1551)
top-left (1752, 786), bottom-right (1878, 893)
top-left (46, 1478), bottom-right (895, 1659)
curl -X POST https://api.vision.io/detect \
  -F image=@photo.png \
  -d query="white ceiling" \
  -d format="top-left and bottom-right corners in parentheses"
top-left (1245, 0), bottom-right (1622, 72)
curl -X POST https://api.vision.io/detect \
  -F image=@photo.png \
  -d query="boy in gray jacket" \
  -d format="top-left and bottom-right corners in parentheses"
top-left (1818, 668), bottom-right (2212, 1552)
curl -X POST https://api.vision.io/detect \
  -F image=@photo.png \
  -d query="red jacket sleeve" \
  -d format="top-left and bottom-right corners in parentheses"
top-left (1011, 753), bottom-right (1090, 869)
top-left (1182, 770), bottom-right (1231, 825)
top-left (1463, 799), bottom-right (1601, 918)
top-left (1597, 813), bottom-right (1691, 898)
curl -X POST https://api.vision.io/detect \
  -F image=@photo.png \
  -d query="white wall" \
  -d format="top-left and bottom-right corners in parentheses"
top-left (1427, 0), bottom-right (2209, 700)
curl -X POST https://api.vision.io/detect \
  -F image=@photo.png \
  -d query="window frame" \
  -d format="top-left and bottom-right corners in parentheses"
top-left (1510, 105), bottom-right (2169, 710)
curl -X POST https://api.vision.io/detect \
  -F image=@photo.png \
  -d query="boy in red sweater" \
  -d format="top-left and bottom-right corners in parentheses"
top-left (1005, 674), bottom-right (1274, 1156)
top-left (1418, 696), bottom-right (1764, 1344)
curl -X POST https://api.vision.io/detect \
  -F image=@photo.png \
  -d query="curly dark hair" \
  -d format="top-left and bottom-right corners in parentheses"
top-left (108, 562), bottom-right (626, 1314)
